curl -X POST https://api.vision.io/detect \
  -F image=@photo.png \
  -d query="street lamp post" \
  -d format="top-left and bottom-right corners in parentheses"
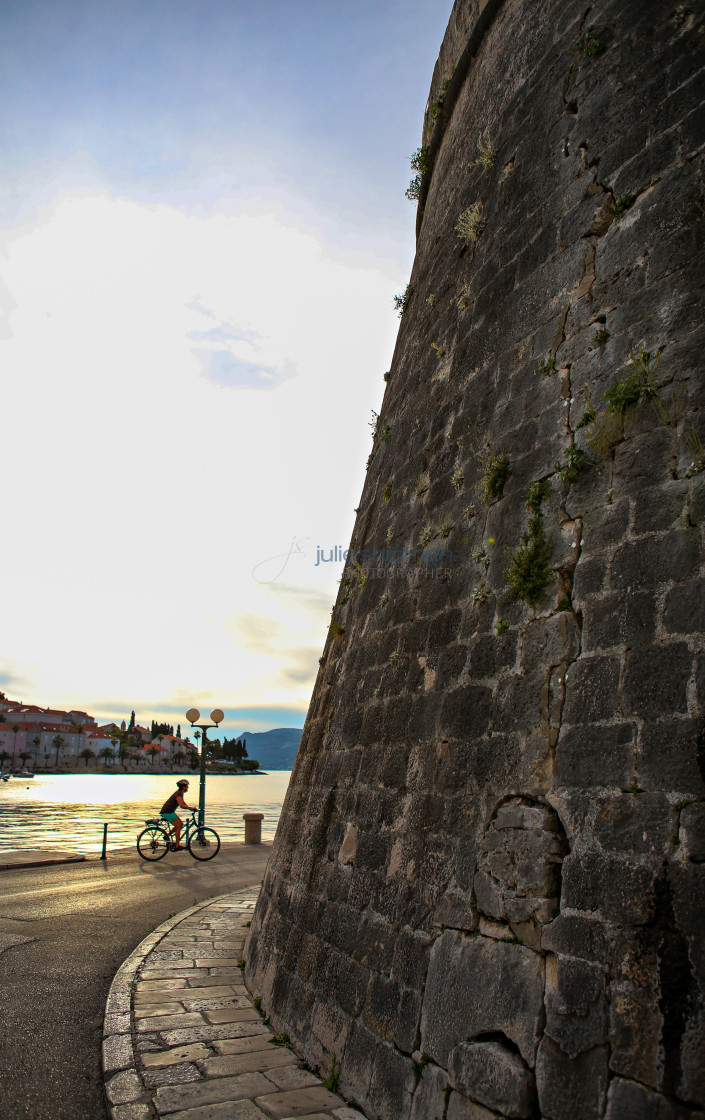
top-left (185, 707), bottom-right (224, 830)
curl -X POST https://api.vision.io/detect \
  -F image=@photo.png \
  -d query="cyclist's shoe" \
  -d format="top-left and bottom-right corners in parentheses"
top-left (173, 844), bottom-right (186, 851)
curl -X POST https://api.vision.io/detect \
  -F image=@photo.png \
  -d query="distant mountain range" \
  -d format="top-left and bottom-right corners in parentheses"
top-left (236, 727), bottom-right (302, 770)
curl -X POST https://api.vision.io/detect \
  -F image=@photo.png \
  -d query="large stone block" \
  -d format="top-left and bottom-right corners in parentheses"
top-left (420, 931), bottom-right (545, 1068)
top-left (448, 1040), bottom-right (535, 1118)
top-left (544, 954), bottom-right (607, 1058)
top-left (536, 1039), bottom-right (608, 1120)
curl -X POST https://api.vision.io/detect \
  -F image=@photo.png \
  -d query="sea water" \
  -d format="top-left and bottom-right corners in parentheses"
top-left (0, 772), bottom-right (292, 852)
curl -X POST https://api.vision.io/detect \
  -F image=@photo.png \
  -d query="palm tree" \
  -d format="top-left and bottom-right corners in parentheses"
top-left (0, 749), bottom-right (11, 771)
top-left (18, 751), bottom-right (33, 769)
top-left (31, 735), bottom-right (41, 770)
top-left (78, 747), bottom-right (96, 768)
top-left (99, 746), bottom-right (114, 768)
top-left (119, 741), bottom-right (131, 770)
top-left (52, 734), bottom-right (65, 769)
top-left (174, 750), bottom-right (185, 768)
top-left (11, 723), bottom-right (20, 767)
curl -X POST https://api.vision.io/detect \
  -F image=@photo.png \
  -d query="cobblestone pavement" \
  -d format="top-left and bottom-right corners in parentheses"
top-left (103, 888), bottom-right (365, 1120)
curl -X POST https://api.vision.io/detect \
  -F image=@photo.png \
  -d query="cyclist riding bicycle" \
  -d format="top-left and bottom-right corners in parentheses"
top-left (160, 779), bottom-right (197, 850)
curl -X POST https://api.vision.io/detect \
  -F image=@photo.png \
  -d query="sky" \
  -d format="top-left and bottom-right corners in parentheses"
top-left (0, 0), bottom-right (452, 739)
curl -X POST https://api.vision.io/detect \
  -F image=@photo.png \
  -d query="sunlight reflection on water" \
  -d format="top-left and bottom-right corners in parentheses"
top-left (0, 772), bottom-right (292, 852)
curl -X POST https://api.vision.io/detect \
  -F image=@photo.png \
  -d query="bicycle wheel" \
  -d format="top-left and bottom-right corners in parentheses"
top-left (188, 826), bottom-right (220, 861)
top-left (137, 826), bottom-right (169, 861)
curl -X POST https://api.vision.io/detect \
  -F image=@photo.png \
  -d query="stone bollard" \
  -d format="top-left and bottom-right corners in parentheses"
top-left (243, 812), bottom-right (264, 845)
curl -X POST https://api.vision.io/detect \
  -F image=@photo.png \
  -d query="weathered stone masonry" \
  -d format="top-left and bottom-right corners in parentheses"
top-left (246, 2), bottom-right (705, 1117)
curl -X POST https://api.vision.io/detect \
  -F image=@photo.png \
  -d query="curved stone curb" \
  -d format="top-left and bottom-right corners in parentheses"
top-left (102, 888), bottom-right (366, 1120)
top-left (102, 894), bottom-right (232, 1120)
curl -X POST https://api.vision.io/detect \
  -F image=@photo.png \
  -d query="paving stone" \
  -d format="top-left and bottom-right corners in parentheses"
top-left (112, 1104), bottom-right (153, 1120)
top-left (138, 1012), bottom-right (206, 1032)
top-left (156, 1072), bottom-right (276, 1113)
top-left (142, 1044), bottom-right (213, 1068)
top-left (332, 1110), bottom-right (368, 1120)
top-left (197, 1050), bottom-right (299, 1078)
top-left (161, 1023), bottom-right (270, 1046)
top-left (213, 1036), bottom-right (281, 1057)
top-left (204, 1009), bottom-right (262, 1024)
top-left (136, 1035), bottom-right (164, 1052)
top-left (143, 1062), bottom-right (204, 1089)
top-left (104, 1032), bottom-right (135, 1074)
top-left (253, 1087), bottom-right (344, 1119)
top-left (183, 997), bottom-right (251, 1012)
top-left (261, 1067), bottom-right (321, 1092)
top-left (138, 978), bottom-right (189, 991)
top-left (105, 1012), bottom-right (132, 1034)
top-left (186, 977), bottom-right (246, 989)
top-left (195, 958), bottom-right (244, 968)
top-left (165, 1102), bottom-right (265, 1120)
top-left (105, 1069), bottom-right (145, 1105)
top-left (135, 1004), bottom-right (185, 1018)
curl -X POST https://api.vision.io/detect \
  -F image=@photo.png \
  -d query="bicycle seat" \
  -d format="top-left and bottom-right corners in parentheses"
top-left (145, 817), bottom-right (161, 825)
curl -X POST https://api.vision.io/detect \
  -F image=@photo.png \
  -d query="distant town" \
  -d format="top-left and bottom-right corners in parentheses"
top-left (0, 693), bottom-right (258, 774)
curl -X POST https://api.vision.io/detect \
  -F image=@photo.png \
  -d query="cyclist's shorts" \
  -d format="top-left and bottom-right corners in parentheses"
top-left (161, 812), bottom-right (178, 822)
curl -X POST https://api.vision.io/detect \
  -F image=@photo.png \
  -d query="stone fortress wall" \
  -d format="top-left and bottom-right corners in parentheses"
top-left (245, 2), bottom-right (705, 1117)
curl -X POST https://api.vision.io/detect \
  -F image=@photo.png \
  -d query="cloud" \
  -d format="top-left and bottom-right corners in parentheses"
top-left (278, 647), bottom-right (322, 688)
top-left (195, 348), bottom-right (297, 390)
top-left (187, 323), bottom-right (260, 344)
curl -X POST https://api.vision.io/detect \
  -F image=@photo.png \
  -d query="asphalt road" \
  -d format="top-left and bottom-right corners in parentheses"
top-left (0, 842), bottom-right (271, 1120)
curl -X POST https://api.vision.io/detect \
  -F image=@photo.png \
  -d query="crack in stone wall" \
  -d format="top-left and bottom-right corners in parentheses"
top-left (245, 2), bottom-right (705, 1117)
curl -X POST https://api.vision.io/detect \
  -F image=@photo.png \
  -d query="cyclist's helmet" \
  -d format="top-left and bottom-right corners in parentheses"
top-left (177, 779), bottom-right (189, 788)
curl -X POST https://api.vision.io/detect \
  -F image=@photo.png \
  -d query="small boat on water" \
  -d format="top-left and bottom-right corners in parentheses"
top-left (1, 773), bottom-right (11, 782)
top-left (12, 770), bottom-right (34, 778)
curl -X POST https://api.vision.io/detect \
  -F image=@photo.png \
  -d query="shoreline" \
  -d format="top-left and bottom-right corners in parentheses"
top-left (0, 768), bottom-right (283, 777)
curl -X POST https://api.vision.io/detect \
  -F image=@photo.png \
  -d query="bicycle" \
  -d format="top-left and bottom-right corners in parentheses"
top-left (136, 811), bottom-right (221, 862)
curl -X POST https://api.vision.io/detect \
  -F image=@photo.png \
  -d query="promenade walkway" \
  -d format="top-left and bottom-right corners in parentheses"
top-left (103, 887), bottom-right (364, 1120)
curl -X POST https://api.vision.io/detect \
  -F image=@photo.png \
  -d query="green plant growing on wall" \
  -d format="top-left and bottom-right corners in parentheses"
top-left (406, 146), bottom-right (430, 201)
top-left (534, 357), bottom-right (556, 377)
top-left (496, 617), bottom-right (508, 634)
top-left (455, 202), bottom-right (486, 242)
top-left (465, 504), bottom-right (477, 520)
top-left (269, 1032), bottom-right (292, 1048)
top-left (611, 192), bottom-right (636, 217)
top-left (579, 347), bottom-right (662, 457)
top-left (389, 650), bottom-right (400, 666)
top-left (472, 581), bottom-right (488, 606)
top-left (383, 481), bottom-right (392, 501)
top-left (419, 523), bottom-right (433, 546)
top-left (572, 26), bottom-right (608, 56)
top-left (504, 480), bottom-right (554, 608)
top-left (431, 342), bottom-right (445, 359)
top-left (451, 460), bottom-right (464, 491)
top-left (592, 327), bottom-right (610, 347)
top-left (330, 621), bottom-right (345, 640)
top-left (416, 474), bottom-right (427, 498)
top-left (428, 78), bottom-right (450, 124)
top-left (556, 445), bottom-right (588, 483)
top-left (427, 293), bottom-right (436, 308)
top-left (476, 444), bottom-right (512, 505)
top-left (604, 348), bottom-right (661, 411)
top-left (472, 545), bottom-right (490, 571)
top-left (378, 591), bottom-right (389, 608)
top-left (439, 519), bottom-right (453, 537)
top-left (456, 286), bottom-right (470, 309)
top-left (394, 284), bottom-right (413, 317)
top-left (324, 1055), bottom-right (341, 1092)
top-left (472, 135), bottom-right (496, 170)
top-left (351, 559), bottom-right (368, 589)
